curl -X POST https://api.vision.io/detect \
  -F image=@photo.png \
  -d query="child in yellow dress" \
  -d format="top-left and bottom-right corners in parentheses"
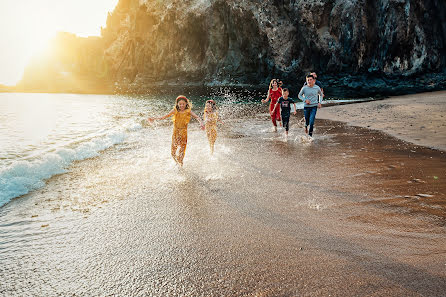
top-left (148, 95), bottom-right (204, 166)
top-left (203, 99), bottom-right (221, 155)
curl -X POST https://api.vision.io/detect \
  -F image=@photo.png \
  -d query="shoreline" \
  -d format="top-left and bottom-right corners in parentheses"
top-left (0, 85), bottom-right (263, 97)
top-left (318, 90), bottom-right (446, 152)
top-left (1, 84), bottom-right (444, 99)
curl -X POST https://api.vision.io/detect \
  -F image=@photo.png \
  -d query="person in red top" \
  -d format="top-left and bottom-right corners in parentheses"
top-left (261, 79), bottom-right (283, 131)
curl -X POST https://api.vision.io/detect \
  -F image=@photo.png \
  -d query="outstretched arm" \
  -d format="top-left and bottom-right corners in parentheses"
top-left (318, 88), bottom-right (323, 108)
top-left (216, 113), bottom-right (224, 125)
top-left (272, 101), bottom-right (280, 115)
top-left (292, 103), bottom-right (297, 115)
top-left (148, 109), bottom-right (175, 122)
top-left (190, 111), bottom-right (205, 129)
top-left (261, 90), bottom-right (271, 104)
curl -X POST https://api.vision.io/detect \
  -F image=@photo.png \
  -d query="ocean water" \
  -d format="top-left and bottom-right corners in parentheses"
top-left (0, 91), bottom-right (354, 208)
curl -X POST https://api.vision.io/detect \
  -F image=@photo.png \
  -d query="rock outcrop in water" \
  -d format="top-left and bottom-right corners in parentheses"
top-left (16, 0), bottom-right (446, 97)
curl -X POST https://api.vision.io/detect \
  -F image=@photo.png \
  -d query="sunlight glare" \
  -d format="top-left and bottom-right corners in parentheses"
top-left (0, 0), bottom-right (119, 86)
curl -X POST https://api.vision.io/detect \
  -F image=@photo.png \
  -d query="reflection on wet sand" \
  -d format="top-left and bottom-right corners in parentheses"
top-left (0, 112), bottom-right (445, 296)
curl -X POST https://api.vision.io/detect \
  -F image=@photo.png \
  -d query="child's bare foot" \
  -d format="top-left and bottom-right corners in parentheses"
top-left (174, 156), bottom-right (183, 167)
top-left (305, 126), bottom-right (308, 134)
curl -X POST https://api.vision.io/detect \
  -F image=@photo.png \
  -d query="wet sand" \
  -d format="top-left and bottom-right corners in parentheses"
top-left (0, 113), bottom-right (445, 296)
top-left (318, 90), bottom-right (446, 151)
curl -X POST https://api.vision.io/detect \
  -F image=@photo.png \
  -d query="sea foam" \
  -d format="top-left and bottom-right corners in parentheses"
top-left (0, 129), bottom-right (128, 208)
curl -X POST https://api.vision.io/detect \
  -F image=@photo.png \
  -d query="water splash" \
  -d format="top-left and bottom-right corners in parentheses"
top-left (0, 128), bottom-right (131, 208)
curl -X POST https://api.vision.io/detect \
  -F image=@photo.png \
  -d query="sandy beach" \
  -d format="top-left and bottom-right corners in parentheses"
top-left (318, 90), bottom-right (446, 151)
top-left (1, 94), bottom-right (445, 296)
top-left (1, 0), bottom-right (446, 293)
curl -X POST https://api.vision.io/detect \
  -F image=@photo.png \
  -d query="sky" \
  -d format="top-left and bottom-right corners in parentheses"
top-left (0, 0), bottom-right (120, 86)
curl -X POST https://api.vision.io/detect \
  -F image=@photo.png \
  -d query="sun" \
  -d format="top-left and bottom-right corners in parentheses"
top-left (19, 8), bottom-right (56, 58)
top-left (0, 0), bottom-right (119, 86)
top-left (0, 2), bottom-right (58, 85)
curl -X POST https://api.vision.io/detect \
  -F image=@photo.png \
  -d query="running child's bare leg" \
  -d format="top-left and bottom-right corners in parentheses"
top-left (171, 143), bottom-right (179, 164)
top-left (177, 144), bottom-right (186, 166)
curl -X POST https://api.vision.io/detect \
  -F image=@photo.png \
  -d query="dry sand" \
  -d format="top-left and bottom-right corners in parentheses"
top-left (318, 90), bottom-right (446, 151)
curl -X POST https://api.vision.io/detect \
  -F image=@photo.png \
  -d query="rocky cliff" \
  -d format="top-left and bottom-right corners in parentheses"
top-left (17, 32), bottom-right (111, 94)
top-left (18, 0), bottom-right (446, 97)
